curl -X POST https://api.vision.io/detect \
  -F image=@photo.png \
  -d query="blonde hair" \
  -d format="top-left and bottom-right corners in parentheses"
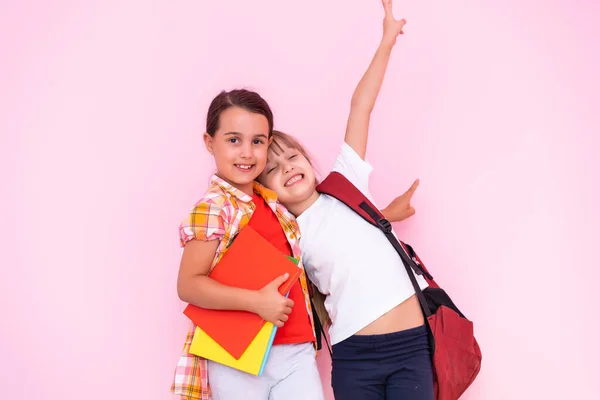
top-left (267, 130), bottom-right (330, 327)
top-left (269, 130), bottom-right (315, 167)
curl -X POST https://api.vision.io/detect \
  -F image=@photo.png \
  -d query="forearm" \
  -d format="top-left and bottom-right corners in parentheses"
top-left (178, 275), bottom-right (259, 313)
top-left (350, 40), bottom-right (395, 112)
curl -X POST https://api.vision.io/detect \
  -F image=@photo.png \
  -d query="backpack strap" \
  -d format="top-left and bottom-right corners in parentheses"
top-left (316, 171), bottom-right (433, 317)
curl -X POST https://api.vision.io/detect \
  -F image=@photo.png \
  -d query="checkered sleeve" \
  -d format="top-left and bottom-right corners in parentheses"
top-left (179, 199), bottom-right (227, 246)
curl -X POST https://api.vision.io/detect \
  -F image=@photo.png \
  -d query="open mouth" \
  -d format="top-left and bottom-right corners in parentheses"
top-left (234, 164), bottom-right (254, 172)
top-left (285, 174), bottom-right (304, 187)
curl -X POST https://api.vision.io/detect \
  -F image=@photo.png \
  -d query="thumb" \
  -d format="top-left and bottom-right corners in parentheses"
top-left (269, 273), bottom-right (289, 288)
top-left (397, 19), bottom-right (407, 33)
top-left (405, 206), bottom-right (416, 218)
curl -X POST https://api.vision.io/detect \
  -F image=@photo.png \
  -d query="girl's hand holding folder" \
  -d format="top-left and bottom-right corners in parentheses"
top-left (251, 273), bottom-right (295, 327)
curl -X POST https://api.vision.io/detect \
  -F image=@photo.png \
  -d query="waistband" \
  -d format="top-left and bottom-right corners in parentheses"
top-left (334, 324), bottom-right (428, 345)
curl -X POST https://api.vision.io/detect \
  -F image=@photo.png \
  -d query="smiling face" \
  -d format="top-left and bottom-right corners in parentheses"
top-left (258, 132), bottom-right (319, 216)
top-left (204, 106), bottom-right (271, 195)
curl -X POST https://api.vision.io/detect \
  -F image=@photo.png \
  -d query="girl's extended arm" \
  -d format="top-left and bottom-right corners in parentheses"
top-left (381, 178), bottom-right (419, 222)
top-left (345, 0), bottom-right (406, 159)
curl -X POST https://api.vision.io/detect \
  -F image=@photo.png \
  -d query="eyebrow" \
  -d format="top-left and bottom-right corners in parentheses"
top-left (223, 131), bottom-right (268, 139)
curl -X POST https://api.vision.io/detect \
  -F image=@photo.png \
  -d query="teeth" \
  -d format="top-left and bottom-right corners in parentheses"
top-left (236, 164), bottom-right (252, 170)
top-left (285, 175), bottom-right (303, 187)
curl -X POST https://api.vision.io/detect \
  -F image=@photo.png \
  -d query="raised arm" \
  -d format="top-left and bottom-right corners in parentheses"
top-left (345, 0), bottom-right (406, 159)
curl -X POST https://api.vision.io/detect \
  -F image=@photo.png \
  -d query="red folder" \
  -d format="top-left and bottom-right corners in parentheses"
top-left (183, 224), bottom-right (301, 359)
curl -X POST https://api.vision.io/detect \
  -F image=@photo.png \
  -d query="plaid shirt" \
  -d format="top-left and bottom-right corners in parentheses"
top-left (171, 175), bottom-right (316, 400)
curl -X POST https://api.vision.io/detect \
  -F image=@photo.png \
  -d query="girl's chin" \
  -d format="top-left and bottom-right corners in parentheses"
top-left (221, 172), bottom-right (260, 188)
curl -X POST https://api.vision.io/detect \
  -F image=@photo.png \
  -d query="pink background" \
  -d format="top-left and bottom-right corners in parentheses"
top-left (2, 1), bottom-right (599, 399)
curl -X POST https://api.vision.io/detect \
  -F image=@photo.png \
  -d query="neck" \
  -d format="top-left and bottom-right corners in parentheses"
top-left (238, 184), bottom-right (255, 197)
top-left (287, 190), bottom-right (320, 217)
top-left (216, 173), bottom-right (254, 196)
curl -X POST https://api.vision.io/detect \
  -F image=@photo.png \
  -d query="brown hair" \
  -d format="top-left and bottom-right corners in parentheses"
top-left (311, 284), bottom-right (331, 327)
top-left (268, 130), bottom-right (330, 326)
top-left (206, 89), bottom-right (274, 137)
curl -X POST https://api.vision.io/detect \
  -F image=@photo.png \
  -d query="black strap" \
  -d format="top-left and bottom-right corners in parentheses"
top-left (359, 202), bottom-right (432, 317)
top-left (313, 172), bottom-right (436, 350)
top-left (316, 172), bottom-right (432, 318)
top-left (357, 202), bottom-right (433, 282)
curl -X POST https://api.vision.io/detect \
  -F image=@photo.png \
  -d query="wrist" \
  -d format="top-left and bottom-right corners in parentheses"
top-left (244, 290), bottom-right (262, 314)
top-left (379, 38), bottom-right (396, 51)
top-left (381, 207), bottom-right (390, 220)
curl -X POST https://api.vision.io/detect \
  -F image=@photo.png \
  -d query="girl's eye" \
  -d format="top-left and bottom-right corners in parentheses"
top-left (289, 154), bottom-right (297, 159)
top-left (266, 166), bottom-right (276, 174)
top-left (228, 138), bottom-right (239, 144)
top-left (253, 139), bottom-right (265, 145)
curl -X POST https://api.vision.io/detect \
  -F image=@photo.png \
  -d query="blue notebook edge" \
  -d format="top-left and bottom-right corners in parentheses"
top-left (257, 325), bottom-right (278, 376)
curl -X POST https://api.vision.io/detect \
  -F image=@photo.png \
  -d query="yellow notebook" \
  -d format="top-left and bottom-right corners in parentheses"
top-left (189, 322), bottom-right (276, 376)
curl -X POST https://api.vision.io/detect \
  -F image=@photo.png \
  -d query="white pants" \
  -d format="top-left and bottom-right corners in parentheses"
top-left (208, 342), bottom-right (325, 400)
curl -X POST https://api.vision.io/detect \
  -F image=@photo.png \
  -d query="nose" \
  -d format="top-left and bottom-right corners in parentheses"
top-left (240, 142), bottom-right (253, 159)
top-left (282, 160), bottom-right (294, 174)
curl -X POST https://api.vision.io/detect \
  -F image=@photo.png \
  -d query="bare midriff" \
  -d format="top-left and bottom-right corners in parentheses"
top-left (355, 294), bottom-right (424, 335)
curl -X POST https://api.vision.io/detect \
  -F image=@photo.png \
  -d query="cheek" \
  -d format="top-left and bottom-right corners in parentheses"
top-left (254, 146), bottom-right (267, 159)
top-left (209, 144), bottom-right (225, 164)
top-left (302, 164), bottom-right (316, 183)
top-left (255, 150), bottom-right (270, 172)
top-left (265, 172), bottom-right (277, 187)
top-left (213, 143), bottom-right (233, 160)
top-left (298, 160), bottom-right (313, 175)
top-left (265, 172), bottom-right (282, 191)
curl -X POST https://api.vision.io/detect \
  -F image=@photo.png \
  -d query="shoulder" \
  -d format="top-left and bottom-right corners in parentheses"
top-left (331, 142), bottom-right (374, 192)
top-left (179, 185), bottom-right (233, 245)
top-left (336, 142), bottom-right (373, 170)
top-left (188, 184), bottom-right (233, 219)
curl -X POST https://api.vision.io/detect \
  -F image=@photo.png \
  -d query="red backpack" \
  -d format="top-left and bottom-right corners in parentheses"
top-left (315, 172), bottom-right (482, 400)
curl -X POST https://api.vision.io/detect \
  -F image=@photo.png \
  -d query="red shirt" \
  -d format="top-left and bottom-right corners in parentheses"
top-left (249, 193), bottom-right (315, 345)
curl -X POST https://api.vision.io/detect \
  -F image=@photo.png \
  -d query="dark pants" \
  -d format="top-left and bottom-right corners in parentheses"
top-left (331, 325), bottom-right (434, 400)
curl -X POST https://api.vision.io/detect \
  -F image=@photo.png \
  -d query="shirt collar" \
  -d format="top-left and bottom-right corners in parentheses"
top-left (209, 175), bottom-right (279, 205)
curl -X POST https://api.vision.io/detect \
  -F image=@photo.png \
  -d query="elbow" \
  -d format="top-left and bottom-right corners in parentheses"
top-left (177, 286), bottom-right (187, 303)
top-left (176, 277), bottom-right (192, 303)
top-left (177, 274), bottom-right (208, 306)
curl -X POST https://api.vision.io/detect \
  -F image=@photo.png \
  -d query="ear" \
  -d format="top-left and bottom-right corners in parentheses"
top-left (268, 136), bottom-right (273, 146)
top-left (203, 132), bottom-right (214, 155)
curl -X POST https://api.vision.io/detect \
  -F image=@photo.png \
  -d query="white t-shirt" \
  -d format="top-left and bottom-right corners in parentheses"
top-left (297, 142), bottom-right (429, 345)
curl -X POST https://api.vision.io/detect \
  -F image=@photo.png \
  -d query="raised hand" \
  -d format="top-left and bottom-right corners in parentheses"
top-left (382, 179), bottom-right (420, 223)
top-left (382, 0), bottom-right (407, 46)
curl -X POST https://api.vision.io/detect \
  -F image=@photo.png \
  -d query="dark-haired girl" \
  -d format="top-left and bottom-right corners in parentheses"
top-left (171, 89), bottom-right (325, 400)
